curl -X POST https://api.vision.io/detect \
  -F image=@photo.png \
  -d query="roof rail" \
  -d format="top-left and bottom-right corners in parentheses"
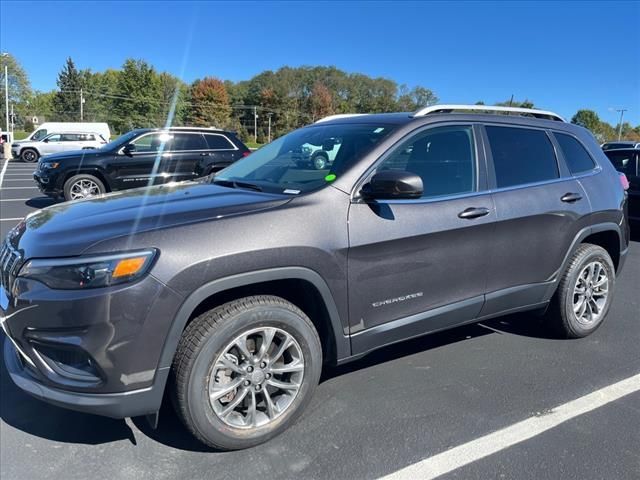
top-left (412, 104), bottom-right (565, 122)
top-left (315, 114), bottom-right (367, 124)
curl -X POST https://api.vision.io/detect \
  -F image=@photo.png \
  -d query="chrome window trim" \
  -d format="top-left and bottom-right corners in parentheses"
top-left (119, 131), bottom-right (237, 155)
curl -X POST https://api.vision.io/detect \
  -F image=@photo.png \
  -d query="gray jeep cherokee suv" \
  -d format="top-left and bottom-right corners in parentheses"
top-left (1, 105), bottom-right (630, 450)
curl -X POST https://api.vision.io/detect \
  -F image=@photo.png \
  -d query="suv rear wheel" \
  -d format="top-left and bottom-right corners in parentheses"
top-left (171, 295), bottom-right (322, 450)
top-left (546, 243), bottom-right (615, 338)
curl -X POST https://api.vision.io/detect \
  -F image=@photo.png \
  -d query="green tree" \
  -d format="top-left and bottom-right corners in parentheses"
top-left (397, 85), bottom-right (438, 111)
top-left (571, 109), bottom-right (601, 131)
top-left (0, 53), bottom-right (32, 129)
top-left (52, 57), bottom-right (83, 121)
top-left (114, 59), bottom-right (162, 131)
top-left (189, 77), bottom-right (231, 128)
top-left (495, 98), bottom-right (535, 108)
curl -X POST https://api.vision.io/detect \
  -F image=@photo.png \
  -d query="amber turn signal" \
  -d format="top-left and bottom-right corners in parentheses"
top-left (112, 257), bottom-right (147, 278)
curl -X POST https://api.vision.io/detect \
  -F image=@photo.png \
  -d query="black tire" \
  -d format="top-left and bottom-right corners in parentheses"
top-left (21, 148), bottom-right (39, 163)
top-left (545, 243), bottom-right (615, 338)
top-left (171, 295), bottom-right (322, 450)
top-left (63, 174), bottom-right (106, 201)
top-left (312, 153), bottom-right (328, 170)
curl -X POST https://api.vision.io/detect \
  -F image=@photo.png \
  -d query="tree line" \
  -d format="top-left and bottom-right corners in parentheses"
top-left (1, 53), bottom-right (639, 144)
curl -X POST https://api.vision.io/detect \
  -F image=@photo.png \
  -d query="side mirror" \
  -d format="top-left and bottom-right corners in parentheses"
top-left (43, 138), bottom-right (50, 143)
top-left (361, 170), bottom-right (423, 200)
top-left (123, 143), bottom-right (136, 155)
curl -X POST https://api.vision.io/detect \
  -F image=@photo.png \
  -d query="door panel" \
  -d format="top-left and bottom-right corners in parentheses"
top-left (347, 124), bottom-right (493, 334)
top-left (480, 124), bottom-right (592, 315)
top-left (348, 195), bottom-right (495, 332)
top-left (163, 133), bottom-right (208, 182)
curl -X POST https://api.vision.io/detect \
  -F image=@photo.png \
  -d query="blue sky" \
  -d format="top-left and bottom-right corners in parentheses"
top-left (1, 0), bottom-right (639, 125)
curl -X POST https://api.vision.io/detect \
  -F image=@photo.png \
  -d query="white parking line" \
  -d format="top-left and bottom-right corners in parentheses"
top-left (380, 373), bottom-right (640, 480)
top-left (0, 198), bottom-right (30, 202)
top-left (0, 186), bottom-right (39, 189)
top-left (0, 218), bottom-right (23, 221)
top-left (0, 157), bottom-right (10, 187)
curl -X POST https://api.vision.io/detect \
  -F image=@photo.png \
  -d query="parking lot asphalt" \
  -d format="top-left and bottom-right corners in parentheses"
top-left (1, 157), bottom-right (639, 480)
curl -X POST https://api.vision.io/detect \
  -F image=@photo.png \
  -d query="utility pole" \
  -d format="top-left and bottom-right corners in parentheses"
top-left (267, 112), bottom-right (273, 143)
top-left (616, 108), bottom-right (627, 141)
top-left (4, 64), bottom-right (8, 135)
top-left (253, 106), bottom-right (258, 144)
top-left (10, 103), bottom-right (14, 133)
top-left (80, 88), bottom-right (84, 121)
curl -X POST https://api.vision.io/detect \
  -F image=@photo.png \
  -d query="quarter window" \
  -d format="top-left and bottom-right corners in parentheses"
top-left (204, 134), bottom-right (234, 150)
top-left (554, 133), bottom-right (596, 174)
top-left (486, 126), bottom-right (558, 188)
top-left (378, 126), bottom-right (476, 199)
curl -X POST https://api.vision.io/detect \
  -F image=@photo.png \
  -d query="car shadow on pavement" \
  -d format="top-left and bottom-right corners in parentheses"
top-left (0, 334), bottom-right (137, 446)
top-left (25, 197), bottom-right (60, 209)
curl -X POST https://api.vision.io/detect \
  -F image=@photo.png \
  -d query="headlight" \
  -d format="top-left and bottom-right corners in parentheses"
top-left (17, 250), bottom-right (157, 290)
top-left (40, 162), bottom-right (60, 170)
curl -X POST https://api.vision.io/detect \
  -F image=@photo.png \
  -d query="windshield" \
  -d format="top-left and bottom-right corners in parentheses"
top-left (99, 130), bottom-right (141, 151)
top-left (214, 123), bottom-right (395, 194)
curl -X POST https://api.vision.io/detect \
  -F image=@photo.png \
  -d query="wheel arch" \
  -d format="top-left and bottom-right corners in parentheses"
top-left (63, 169), bottom-right (112, 192)
top-left (157, 267), bottom-right (351, 372)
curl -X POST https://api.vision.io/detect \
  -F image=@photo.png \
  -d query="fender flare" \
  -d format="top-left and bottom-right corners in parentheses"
top-left (156, 266), bottom-right (351, 371)
top-left (542, 222), bottom-right (622, 300)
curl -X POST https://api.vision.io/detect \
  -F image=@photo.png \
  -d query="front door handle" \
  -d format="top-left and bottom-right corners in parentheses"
top-left (458, 207), bottom-right (490, 219)
top-left (561, 192), bottom-right (582, 203)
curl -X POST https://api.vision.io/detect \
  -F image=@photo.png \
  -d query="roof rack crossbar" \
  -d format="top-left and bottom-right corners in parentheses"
top-left (412, 104), bottom-right (565, 122)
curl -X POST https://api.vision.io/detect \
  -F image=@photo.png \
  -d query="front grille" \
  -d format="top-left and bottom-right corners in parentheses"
top-left (0, 241), bottom-right (23, 291)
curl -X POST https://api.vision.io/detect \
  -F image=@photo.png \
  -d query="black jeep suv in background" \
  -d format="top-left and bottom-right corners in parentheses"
top-left (603, 147), bottom-right (639, 222)
top-left (32, 127), bottom-right (250, 201)
top-left (2, 105), bottom-right (629, 450)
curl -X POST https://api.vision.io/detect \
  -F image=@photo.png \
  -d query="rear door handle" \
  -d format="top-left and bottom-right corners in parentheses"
top-left (458, 207), bottom-right (490, 219)
top-left (561, 192), bottom-right (582, 203)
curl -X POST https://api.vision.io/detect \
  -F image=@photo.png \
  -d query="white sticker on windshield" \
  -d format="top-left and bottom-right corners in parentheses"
top-left (373, 127), bottom-right (385, 133)
top-left (283, 189), bottom-right (301, 195)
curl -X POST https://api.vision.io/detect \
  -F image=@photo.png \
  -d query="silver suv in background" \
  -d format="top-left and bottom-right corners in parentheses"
top-left (11, 132), bottom-right (107, 162)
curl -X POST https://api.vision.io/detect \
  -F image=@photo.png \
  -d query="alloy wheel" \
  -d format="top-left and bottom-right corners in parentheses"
top-left (208, 327), bottom-right (305, 429)
top-left (573, 260), bottom-right (609, 326)
top-left (69, 179), bottom-right (101, 200)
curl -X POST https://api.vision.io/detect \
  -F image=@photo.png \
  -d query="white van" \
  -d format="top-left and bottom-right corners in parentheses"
top-left (21, 123), bottom-right (111, 142)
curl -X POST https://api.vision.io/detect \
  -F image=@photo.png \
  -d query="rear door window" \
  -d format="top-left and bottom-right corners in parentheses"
top-left (554, 133), bottom-right (596, 174)
top-left (172, 133), bottom-right (207, 151)
top-left (204, 134), bottom-right (235, 150)
top-left (486, 126), bottom-right (559, 188)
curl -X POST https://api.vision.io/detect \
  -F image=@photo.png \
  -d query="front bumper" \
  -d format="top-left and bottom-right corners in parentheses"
top-left (3, 338), bottom-right (168, 418)
top-left (33, 171), bottom-right (62, 197)
top-left (0, 273), bottom-right (183, 418)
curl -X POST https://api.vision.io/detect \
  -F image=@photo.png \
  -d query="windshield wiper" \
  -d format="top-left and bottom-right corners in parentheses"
top-left (213, 178), bottom-right (263, 192)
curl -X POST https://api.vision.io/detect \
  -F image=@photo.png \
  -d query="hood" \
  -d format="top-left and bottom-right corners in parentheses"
top-left (9, 181), bottom-right (291, 258)
top-left (40, 150), bottom-right (105, 162)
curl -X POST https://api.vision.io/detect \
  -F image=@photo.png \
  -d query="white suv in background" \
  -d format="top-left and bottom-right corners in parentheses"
top-left (11, 132), bottom-right (107, 162)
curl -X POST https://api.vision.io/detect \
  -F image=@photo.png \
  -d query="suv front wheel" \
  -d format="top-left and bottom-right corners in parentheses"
top-left (546, 243), bottom-right (615, 338)
top-left (171, 295), bottom-right (322, 450)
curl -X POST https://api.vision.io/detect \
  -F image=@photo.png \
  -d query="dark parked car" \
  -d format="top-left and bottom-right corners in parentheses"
top-left (604, 147), bottom-right (639, 222)
top-left (33, 127), bottom-right (250, 201)
top-left (2, 105), bottom-right (629, 450)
